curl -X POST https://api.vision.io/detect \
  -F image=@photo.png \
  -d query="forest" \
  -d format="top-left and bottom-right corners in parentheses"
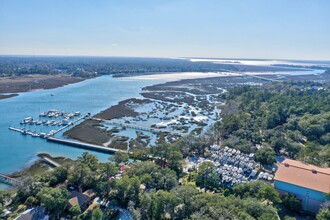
top-left (219, 82), bottom-right (330, 167)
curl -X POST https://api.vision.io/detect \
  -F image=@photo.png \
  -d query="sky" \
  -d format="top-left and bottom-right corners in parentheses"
top-left (0, 0), bottom-right (329, 60)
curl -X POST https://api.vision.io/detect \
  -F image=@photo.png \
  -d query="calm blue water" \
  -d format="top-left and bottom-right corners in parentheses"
top-left (0, 182), bottom-right (10, 190)
top-left (0, 75), bottom-right (170, 175)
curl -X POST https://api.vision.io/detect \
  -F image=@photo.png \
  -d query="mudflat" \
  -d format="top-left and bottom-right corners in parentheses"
top-left (0, 93), bottom-right (18, 100)
top-left (0, 74), bottom-right (85, 93)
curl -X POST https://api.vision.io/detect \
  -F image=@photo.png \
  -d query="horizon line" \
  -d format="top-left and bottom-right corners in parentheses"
top-left (0, 54), bottom-right (330, 62)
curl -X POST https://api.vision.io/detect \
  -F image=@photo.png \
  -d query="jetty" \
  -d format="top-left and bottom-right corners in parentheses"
top-left (93, 118), bottom-right (186, 136)
top-left (47, 137), bottom-right (127, 154)
top-left (0, 173), bottom-right (19, 185)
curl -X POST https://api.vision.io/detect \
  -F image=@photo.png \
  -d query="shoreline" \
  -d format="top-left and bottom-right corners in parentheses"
top-left (0, 74), bottom-right (87, 100)
top-left (2, 71), bottom-right (330, 176)
top-left (0, 93), bottom-right (19, 100)
top-left (8, 153), bottom-right (72, 179)
top-left (63, 72), bottom-right (330, 150)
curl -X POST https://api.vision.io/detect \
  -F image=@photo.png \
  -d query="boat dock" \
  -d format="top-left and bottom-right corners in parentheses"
top-left (49, 115), bottom-right (87, 136)
top-left (39, 155), bottom-right (61, 167)
top-left (9, 114), bottom-right (89, 138)
top-left (93, 118), bottom-right (186, 136)
top-left (47, 137), bottom-right (127, 154)
top-left (0, 173), bottom-right (19, 185)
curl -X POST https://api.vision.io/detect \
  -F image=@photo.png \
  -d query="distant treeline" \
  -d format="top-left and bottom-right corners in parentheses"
top-left (0, 56), bottom-right (318, 78)
top-left (0, 56), bottom-right (238, 78)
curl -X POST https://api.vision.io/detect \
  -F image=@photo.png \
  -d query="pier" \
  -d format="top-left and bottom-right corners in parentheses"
top-left (0, 173), bottom-right (19, 185)
top-left (47, 137), bottom-right (127, 154)
top-left (39, 155), bottom-right (61, 167)
top-left (49, 115), bottom-right (87, 136)
top-left (93, 118), bottom-right (186, 136)
top-left (9, 114), bottom-right (89, 138)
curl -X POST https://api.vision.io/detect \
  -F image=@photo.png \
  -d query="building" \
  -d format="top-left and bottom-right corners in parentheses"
top-left (68, 189), bottom-right (95, 210)
top-left (14, 206), bottom-right (49, 220)
top-left (274, 159), bottom-right (330, 213)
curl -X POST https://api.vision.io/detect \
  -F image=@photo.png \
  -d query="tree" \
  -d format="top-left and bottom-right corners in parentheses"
top-left (25, 196), bottom-right (36, 207)
top-left (255, 147), bottom-right (276, 166)
top-left (69, 205), bottom-right (82, 217)
top-left (259, 185), bottom-right (281, 205)
top-left (77, 152), bottom-right (99, 171)
top-left (68, 162), bottom-right (92, 190)
top-left (195, 161), bottom-right (219, 191)
top-left (150, 142), bottom-right (183, 174)
top-left (127, 176), bottom-right (141, 205)
top-left (92, 207), bottom-right (103, 220)
top-left (233, 181), bottom-right (281, 205)
top-left (258, 212), bottom-right (278, 220)
top-left (171, 186), bottom-right (199, 218)
top-left (317, 208), bottom-right (330, 220)
top-left (52, 166), bottom-right (69, 184)
top-left (110, 151), bottom-right (129, 164)
top-left (149, 190), bottom-right (180, 219)
top-left (37, 187), bottom-right (70, 218)
top-left (282, 193), bottom-right (302, 212)
top-left (155, 168), bottom-right (178, 190)
top-left (95, 179), bottom-right (114, 199)
top-left (16, 176), bottom-right (49, 200)
top-left (100, 162), bottom-right (117, 179)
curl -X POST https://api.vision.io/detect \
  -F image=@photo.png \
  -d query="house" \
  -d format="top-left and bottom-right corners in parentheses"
top-left (68, 189), bottom-right (95, 210)
top-left (274, 159), bottom-right (330, 213)
top-left (83, 189), bottom-right (96, 200)
top-left (14, 206), bottom-right (49, 220)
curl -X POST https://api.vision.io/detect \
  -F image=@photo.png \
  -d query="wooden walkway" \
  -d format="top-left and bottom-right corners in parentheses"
top-left (93, 118), bottom-right (186, 136)
top-left (239, 73), bottom-right (282, 82)
top-left (39, 155), bottom-right (61, 167)
top-left (50, 115), bottom-right (87, 136)
top-left (0, 173), bottom-right (19, 184)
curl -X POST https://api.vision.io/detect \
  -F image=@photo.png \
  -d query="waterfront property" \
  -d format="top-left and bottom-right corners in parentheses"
top-left (274, 159), bottom-right (330, 213)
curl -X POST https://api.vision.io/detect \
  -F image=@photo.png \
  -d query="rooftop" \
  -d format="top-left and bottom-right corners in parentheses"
top-left (274, 159), bottom-right (330, 193)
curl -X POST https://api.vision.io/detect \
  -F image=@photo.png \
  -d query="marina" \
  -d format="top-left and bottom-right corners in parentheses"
top-left (9, 110), bottom-right (91, 138)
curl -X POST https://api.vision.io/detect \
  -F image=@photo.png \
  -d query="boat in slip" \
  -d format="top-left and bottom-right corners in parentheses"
top-left (39, 112), bottom-right (47, 117)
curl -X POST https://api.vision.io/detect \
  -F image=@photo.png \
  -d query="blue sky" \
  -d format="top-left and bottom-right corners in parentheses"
top-left (0, 0), bottom-right (329, 60)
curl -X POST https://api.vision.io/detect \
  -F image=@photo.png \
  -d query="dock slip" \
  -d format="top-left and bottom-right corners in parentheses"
top-left (0, 173), bottom-right (19, 185)
top-left (93, 118), bottom-right (186, 137)
top-left (47, 137), bottom-right (126, 154)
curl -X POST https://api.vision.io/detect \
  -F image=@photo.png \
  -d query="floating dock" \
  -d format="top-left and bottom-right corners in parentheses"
top-left (47, 137), bottom-right (126, 154)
